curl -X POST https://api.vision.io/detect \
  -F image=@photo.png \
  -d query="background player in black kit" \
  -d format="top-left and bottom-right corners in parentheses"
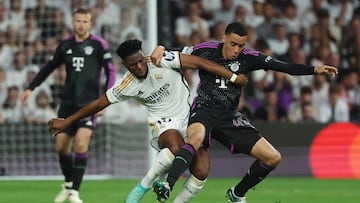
top-left (153, 22), bottom-right (338, 203)
top-left (20, 8), bottom-right (115, 203)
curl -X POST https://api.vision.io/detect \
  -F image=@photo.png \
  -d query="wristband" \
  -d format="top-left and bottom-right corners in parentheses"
top-left (229, 74), bottom-right (237, 83)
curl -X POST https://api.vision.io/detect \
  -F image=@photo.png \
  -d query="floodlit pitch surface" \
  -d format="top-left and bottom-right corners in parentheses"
top-left (0, 177), bottom-right (359, 203)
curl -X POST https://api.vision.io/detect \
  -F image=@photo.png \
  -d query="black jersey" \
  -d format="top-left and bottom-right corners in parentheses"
top-left (27, 34), bottom-right (115, 107)
top-left (191, 41), bottom-right (314, 110)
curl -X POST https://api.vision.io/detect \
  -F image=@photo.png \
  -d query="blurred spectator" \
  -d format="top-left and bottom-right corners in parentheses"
top-left (310, 44), bottom-right (332, 66)
top-left (256, 2), bottom-right (277, 39)
top-left (299, 101), bottom-right (316, 123)
top-left (0, 31), bottom-right (14, 69)
top-left (342, 17), bottom-right (360, 69)
top-left (337, 68), bottom-right (360, 121)
top-left (5, 27), bottom-right (22, 54)
top-left (117, 7), bottom-right (143, 43)
top-left (6, 51), bottom-right (35, 88)
top-left (2, 86), bottom-right (24, 123)
top-left (245, 25), bottom-right (257, 49)
top-left (281, 1), bottom-right (301, 34)
top-left (312, 74), bottom-right (330, 121)
top-left (209, 21), bottom-right (226, 42)
top-left (0, 67), bottom-right (6, 106)
top-left (254, 87), bottom-right (288, 122)
top-left (315, 8), bottom-right (342, 46)
top-left (49, 64), bottom-right (66, 110)
top-left (0, 2), bottom-right (9, 32)
top-left (288, 86), bottom-right (313, 123)
top-left (29, 0), bottom-right (57, 34)
top-left (41, 9), bottom-right (68, 40)
top-left (251, 39), bottom-right (274, 101)
top-left (24, 89), bottom-right (56, 123)
top-left (20, 8), bottom-right (41, 44)
top-left (304, 23), bottom-right (338, 60)
top-left (94, 0), bottom-right (120, 31)
top-left (212, 0), bottom-right (235, 25)
top-left (267, 20), bottom-right (289, 57)
top-left (174, 0), bottom-right (209, 46)
top-left (266, 71), bottom-right (293, 112)
top-left (233, 5), bottom-right (247, 24)
top-left (245, 0), bottom-right (265, 28)
top-left (8, 0), bottom-right (25, 31)
top-left (293, 0), bottom-right (312, 16)
top-left (318, 83), bottom-right (349, 123)
top-left (300, 0), bottom-right (327, 31)
top-left (327, 0), bottom-right (354, 26)
top-left (289, 49), bottom-right (314, 99)
top-left (278, 32), bottom-right (302, 63)
top-left (30, 38), bottom-right (46, 65)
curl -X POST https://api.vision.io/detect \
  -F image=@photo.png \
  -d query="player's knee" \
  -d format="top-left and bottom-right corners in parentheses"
top-left (191, 165), bottom-right (209, 181)
top-left (55, 146), bottom-right (68, 155)
top-left (167, 143), bottom-right (183, 154)
top-left (267, 151), bottom-right (282, 167)
top-left (74, 143), bottom-right (89, 153)
top-left (187, 132), bottom-right (205, 150)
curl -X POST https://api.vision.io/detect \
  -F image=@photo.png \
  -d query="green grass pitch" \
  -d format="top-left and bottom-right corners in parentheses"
top-left (0, 177), bottom-right (359, 203)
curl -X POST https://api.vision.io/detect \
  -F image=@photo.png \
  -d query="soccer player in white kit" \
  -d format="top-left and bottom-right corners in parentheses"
top-left (48, 39), bottom-right (248, 203)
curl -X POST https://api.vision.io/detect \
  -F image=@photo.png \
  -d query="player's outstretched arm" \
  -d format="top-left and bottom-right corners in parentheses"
top-left (314, 65), bottom-right (338, 76)
top-left (48, 94), bottom-right (111, 137)
top-left (179, 53), bottom-right (248, 86)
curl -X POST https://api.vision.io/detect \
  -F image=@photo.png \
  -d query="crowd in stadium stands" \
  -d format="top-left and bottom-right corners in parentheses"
top-left (0, 0), bottom-right (359, 124)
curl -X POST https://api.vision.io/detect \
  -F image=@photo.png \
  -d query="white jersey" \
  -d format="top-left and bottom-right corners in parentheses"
top-left (106, 51), bottom-right (191, 120)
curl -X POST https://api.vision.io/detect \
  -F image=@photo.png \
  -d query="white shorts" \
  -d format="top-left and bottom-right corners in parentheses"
top-left (148, 116), bottom-right (188, 151)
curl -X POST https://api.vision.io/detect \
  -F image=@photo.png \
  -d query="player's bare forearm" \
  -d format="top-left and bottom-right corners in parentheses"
top-left (48, 94), bottom-right (111, 136)
top-left (67, 94), bottom-right (111, 124)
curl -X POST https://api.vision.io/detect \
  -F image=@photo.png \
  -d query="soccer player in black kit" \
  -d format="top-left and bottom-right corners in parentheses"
top-left (20, 8), bottom-right (115, 203)
top-left (153, 22), bottom-right (337, 203)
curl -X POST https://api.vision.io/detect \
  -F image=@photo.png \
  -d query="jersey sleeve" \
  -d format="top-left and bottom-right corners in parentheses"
top-left (251, 52), bottom-right (314, 75)
top-left (98, 40), bottom-right (116, 90)
top-left (105, 73), bottom-right (134, 104)
top-left (27, 44), bottom-right (64, 90)
top-left (159, 51), bottom-right (181, 70)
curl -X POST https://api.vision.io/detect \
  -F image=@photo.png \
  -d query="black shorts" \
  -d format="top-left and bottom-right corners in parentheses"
top-left (58, 106), bottom-right (96, 136)
top-left (189, 106), bottom-right (261, 155)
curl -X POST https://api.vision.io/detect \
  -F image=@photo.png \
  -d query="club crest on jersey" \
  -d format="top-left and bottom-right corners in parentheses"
top-left (229, 61), bottom-right (241, 72)
top-left (84, 46), bottom-right (94, 55)
top-left (154, 73), bottom-right (163, 81)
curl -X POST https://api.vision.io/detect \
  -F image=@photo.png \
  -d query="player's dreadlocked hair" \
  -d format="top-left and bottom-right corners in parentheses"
top-left (116, 39), bottom-right (142, 60)
top-left (225, 22), bottom-right (248, 37)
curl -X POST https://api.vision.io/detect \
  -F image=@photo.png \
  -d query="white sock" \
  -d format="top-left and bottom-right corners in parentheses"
top-left (64, 181), bottom-right (73, 188)
top-left (173, 175), bottom-right (207, 203)
top-left (141, 148), bottom-right (174, 188)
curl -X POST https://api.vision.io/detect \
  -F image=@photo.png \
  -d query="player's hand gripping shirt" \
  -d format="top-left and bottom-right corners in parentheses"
top-left (106, 51), bottom-right (190, 120)
top-left (188, 42), bottom-right (314, 110)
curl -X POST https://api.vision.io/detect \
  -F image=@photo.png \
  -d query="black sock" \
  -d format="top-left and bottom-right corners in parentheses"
top-left (234, 160), bottom-right (274, 197)
top-left (166, 144), bottom-right (195, 190)
top-left (71, 153), bottom-right (88, 191)
top-left (59, 153), bottom-right (73, 184)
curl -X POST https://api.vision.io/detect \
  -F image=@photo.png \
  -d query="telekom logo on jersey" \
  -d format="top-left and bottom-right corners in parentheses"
top-left (73, 57), bottom-right (84, 72)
